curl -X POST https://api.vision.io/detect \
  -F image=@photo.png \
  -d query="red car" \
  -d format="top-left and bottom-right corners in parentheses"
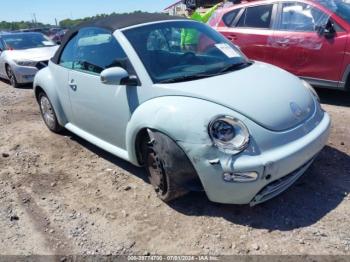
top-left (209, 0), bottom-right (350, 91)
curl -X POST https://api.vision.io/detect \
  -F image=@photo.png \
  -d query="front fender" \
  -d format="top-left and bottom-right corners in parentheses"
top-left (126, 96), bottom-right (250, 165)
top-left (34, 67), bottom-right (68, 126)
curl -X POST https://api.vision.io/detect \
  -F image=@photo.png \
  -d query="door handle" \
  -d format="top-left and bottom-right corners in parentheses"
top-left (227, 34), bottom-right (238, 41)
top-left (69, 79), bottom-right (77, 91)
top-left (275, 39), bottom-right (290, 47)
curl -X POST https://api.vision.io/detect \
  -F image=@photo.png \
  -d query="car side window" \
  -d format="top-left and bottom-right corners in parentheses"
top-left (59, 34), bottom-right (78, 69)
top-left (237, 5), bottom-right (273, 29)
top-left (278, 2), bottom-right (330, 32)
top-left (223, 9), bottom-right (241, 27)
top-left (73, 28), bottom-right (130, 75)
top-left (0, 40), bottom-right (4, 50)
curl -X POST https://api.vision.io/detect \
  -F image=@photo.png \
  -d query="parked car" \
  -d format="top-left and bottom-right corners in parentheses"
top-left (34, 13), bottom-right (330, 206)
top-left (210, 0), bottom-right (350, 91)
top-left (13, 28), bottom-right (52, 36)
top-left (51, 29), bottom-right (68, 44)
top-left (48, 28), bottom-right (63, 37)
top-left (0, 32), bottom-right (58, 87)
top-left (183, 0), bottom-right (242, 8)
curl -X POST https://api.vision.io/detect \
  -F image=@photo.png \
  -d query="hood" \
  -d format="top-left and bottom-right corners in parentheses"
top-left (154, 62), bottom-right (315, 132)
top-left (6, 46), bottom-right (59, 62)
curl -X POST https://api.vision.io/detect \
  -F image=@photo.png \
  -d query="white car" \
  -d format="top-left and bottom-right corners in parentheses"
top-left (0, 32), bottom-right (59, 88)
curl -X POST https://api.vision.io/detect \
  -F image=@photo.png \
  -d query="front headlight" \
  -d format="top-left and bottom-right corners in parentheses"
top-left (302, 80), bottom-right (320, 102)
top-left (14, 60), bottom-right (37, 67)
top-left (208, 115), bottom-right (250, 155)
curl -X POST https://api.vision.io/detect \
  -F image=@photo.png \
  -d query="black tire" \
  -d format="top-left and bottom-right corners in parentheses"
top-left (141, 131), bottom-right (197, 202)
top-left (6, 65), bottom-right (20, 88)
top-left (346, 73), bottom-right (350, 92)
top-left (38, 92), bottom-right (63, 133)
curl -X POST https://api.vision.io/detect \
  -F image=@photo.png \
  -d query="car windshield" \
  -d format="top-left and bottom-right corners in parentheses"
top-left (317, 0), bottom-right (350, 23)
top-left (2, 33), bottom-right (56, 50)
top-left (123, 21), bottom-right (249, 83)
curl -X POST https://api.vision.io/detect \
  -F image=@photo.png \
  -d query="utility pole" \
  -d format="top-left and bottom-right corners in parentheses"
top-left (32, 13), bottom-right (37, 28)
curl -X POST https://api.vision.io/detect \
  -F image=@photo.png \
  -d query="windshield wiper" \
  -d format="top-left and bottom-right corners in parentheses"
top-left (218, 61), bottom-right (253, 74)
top-left (157, 73), bottom-right (215, 84)
top-left (157, 62), bottom-right (253, 84)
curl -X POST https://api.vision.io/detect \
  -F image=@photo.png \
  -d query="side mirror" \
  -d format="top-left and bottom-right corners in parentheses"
top-left (324, 28), bottom-right (336, 39)
top-left (100, 67), bottom-right (129, 85)
top-left (317, 20), bottom-right (336, 39)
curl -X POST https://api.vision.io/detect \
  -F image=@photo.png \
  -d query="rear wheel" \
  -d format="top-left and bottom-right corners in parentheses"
top-left (38, 92), bottom-right (63, 133)
top-left (345, 72), bottom-right (350, 92)
top-left (142, 132), bottom-right (189, 202)
top-left (6, 66), bottom-right (20, 88)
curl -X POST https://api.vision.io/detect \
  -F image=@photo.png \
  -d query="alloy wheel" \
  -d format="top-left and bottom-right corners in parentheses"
top-left (40, 96), bottom-right (56, 130)
top-left (6, 67), bottom-right (17, 87)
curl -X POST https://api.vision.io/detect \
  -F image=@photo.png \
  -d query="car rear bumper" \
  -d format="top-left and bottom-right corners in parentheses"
top-left (178, 112), bottom-right (331, 205)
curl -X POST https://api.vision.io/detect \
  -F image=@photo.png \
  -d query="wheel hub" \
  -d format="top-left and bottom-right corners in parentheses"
top-left (7, 68), bottom-right (15, 86)
top-left (40, 96), bottom-right (55, 129)
top-left (147, 150), bottom-right (166, 194)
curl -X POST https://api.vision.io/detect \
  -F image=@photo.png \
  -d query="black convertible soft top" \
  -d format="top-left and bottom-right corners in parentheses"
top-left (52, 13), bottom-right (187, 64)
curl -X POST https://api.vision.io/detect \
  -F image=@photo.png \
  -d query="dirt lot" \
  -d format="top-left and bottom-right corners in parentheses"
top-left (0, 80), bottom-right (349, 256)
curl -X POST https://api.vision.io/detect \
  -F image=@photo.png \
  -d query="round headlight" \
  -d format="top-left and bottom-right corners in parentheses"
top-left (211, 120), bottom-right (236, 142)
top-left (208, 116), bottom-right (250, 154)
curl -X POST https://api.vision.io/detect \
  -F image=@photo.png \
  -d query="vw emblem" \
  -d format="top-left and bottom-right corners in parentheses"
top-left (290, 102), bottom-right (303, 118)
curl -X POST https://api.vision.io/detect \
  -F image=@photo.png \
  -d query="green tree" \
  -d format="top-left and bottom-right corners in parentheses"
top-left (59, 11), bottom-right (158, 29)
top-left (0, 20), bottom-right (51, 31)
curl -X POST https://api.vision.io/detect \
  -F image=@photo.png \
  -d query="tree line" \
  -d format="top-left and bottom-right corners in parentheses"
top-left (0, 21), bottom-right (51, 31)
top-left (59, 10), bottom-right (147, 28)
top-left (0, 11), bottom-right (156, 31)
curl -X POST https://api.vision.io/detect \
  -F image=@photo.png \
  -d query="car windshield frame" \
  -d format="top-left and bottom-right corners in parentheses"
top-left (122, 21), bottom-right (249, 84)
top-left (2, 33), bottom-right (56, 50)
top-left (316, 0), bottom-right (350, 24)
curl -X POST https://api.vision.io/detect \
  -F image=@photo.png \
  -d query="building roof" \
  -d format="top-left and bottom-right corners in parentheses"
top-left (52, 13), bottom-right (187, 64)
top-left (164, 1), bottom-right (183, 11)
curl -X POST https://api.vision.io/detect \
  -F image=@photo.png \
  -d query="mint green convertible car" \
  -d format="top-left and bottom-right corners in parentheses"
top-left (34, 13), bottom-right (331, 206)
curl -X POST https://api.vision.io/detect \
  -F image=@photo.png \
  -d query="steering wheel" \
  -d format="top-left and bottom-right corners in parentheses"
top-left (182, 51), bottom-right (196, 59)
top-left (178, 52), bottom-right (198, 66)
top-left (201, 44), bottom-right (219, 55)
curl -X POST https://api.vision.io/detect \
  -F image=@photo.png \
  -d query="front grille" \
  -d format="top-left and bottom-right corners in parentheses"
top-left (250, 158), bottom-right (315, 206)
top-left (36, 60), bottom-right (48, 70)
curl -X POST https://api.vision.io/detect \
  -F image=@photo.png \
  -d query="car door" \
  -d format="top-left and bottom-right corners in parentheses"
top-left (218, 4), bottom-right (277, 63)
top-left (54, 34), bottom-right (78, 122)
top-left (68, 27), bottom-right (139, 150)
top-left (272, 1), bottom-right (347, 83)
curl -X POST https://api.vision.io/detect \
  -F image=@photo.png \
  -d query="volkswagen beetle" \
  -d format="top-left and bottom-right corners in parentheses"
top-left (34, 13), bottom-right (331, 206)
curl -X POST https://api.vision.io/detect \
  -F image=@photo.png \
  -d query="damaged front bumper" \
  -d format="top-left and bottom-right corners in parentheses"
top-left (250, 157), bottom-right (314, 206)
top-left (178, 112), bottom-right (331, 205)
top-left (12, 65), bottom-right (38, 84)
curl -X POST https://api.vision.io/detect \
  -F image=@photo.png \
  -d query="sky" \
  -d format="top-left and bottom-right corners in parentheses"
top-left (1, 0), bottom-right (177, 25)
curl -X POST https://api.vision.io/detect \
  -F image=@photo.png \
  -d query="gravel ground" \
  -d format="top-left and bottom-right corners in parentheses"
top-left (0, 80), bottom-right (349, 256)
